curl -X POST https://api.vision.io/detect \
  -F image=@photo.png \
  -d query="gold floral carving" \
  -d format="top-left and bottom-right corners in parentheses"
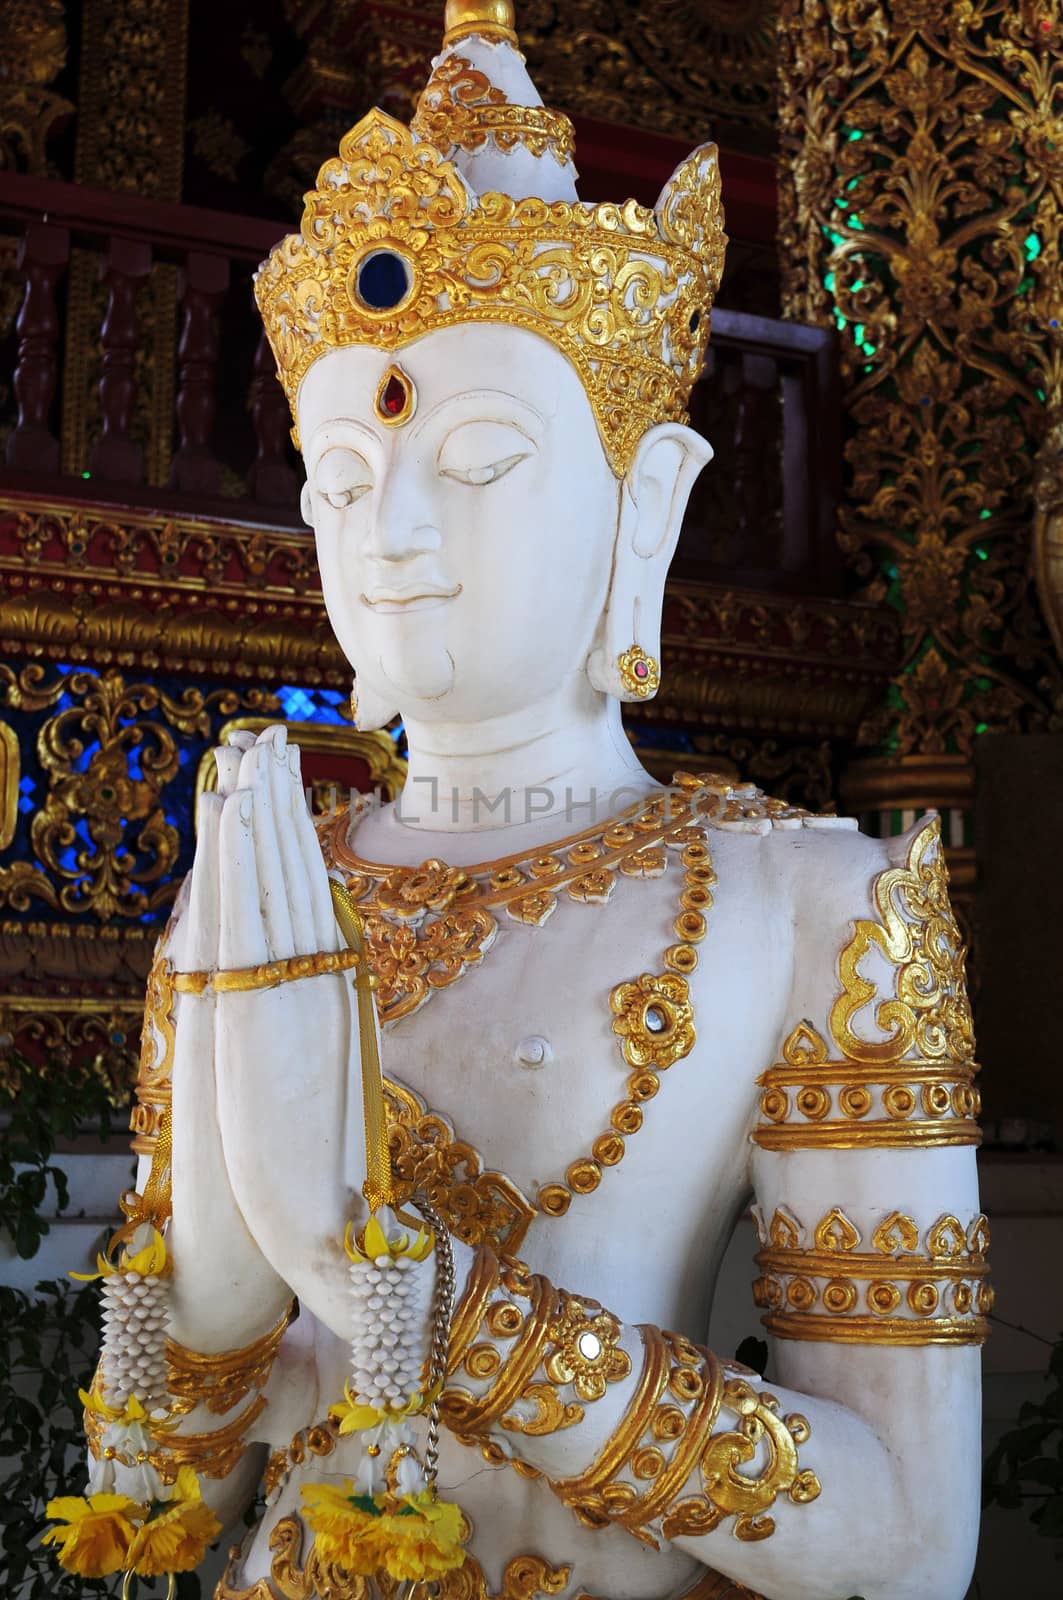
top-left (0, 666), bottom-right (282, 923)
top-left (0, 720), bottom-right (18, 851)
top-left (752, 1206), bottom-right (991, 1346)
top-left (521, 0), bottom-right (778, 142)
top-left (543, 1292), bottom-right (632, 1404)
top-left (255, 110), bottom-right (725, 476)
top-left (777, 1), bottom-right (1063, 753)
top-left (412, 53), bottom-right (575, 165)
top-left (216, 1513), bottom-right (575, 1600)
top-left (384, 1077), bottom-right (536, 1255)
top-left (1034, 408), bottom-right (1063, 664)
top-left (553, 1322), bottom-right (819, 1548)
top-left (0, 0), bottom-right (72, 174)
top-left (755, 820), bottom-right (979, 1150)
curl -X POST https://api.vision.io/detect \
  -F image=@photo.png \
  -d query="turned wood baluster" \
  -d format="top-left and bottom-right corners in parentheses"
top-left (6, 221), bottom-right (70, 473)
top-left (89, 236), bottom-right (153, 483)
top-left (169, 250), bottom-right (229, 494)
top-left (249, 323), bottom-right (298, 505)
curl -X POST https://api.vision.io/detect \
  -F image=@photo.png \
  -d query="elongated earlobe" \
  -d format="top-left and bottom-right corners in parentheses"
top-left (587, 423), bottom-right (712, 701)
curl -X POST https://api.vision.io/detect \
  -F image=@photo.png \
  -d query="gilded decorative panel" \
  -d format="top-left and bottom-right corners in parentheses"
top-left (60, 0), bottom-right (188, 484)
top-left (777, 1), bottom-right (1063, 758)
top-left (0, 0), bottom-right (73, 175)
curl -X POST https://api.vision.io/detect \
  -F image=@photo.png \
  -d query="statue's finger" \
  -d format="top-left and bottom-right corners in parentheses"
top-left (227, 728), bottom-right (256, 753)
top-left (287, 743), bottom-right (339, 951)
top-left (243, 740), bottom-right (297, 961)
top-left (218, 787), bottom-right (270, 970)
top-left (214, 744), bottom-right (242, 797)
top-left (266, 732), bottom-right (316, 954)
top-left (167, 791), bottom-right (223, 971)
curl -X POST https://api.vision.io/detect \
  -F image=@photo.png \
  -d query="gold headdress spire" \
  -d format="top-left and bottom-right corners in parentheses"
top-left (254, 4), bottom-right (726, 475)
top-left (441, 0), bottom-right (518, 47)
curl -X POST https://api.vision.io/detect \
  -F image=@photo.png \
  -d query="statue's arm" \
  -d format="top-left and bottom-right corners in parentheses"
top-left (89, 735), bottom-right (306, 1529)
top-left (432, 818), bottom-right (984, 1600)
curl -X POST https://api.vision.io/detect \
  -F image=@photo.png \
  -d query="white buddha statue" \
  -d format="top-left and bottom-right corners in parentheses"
top-left (63, 7), bottom-right (987, 1599)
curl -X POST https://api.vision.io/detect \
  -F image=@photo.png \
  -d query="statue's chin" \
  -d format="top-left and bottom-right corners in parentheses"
top-left (377, 648), bottom-right (455, 703)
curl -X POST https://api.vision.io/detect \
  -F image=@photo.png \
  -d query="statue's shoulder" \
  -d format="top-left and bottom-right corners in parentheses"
top-left (689, 771), bottom-right (951, 955)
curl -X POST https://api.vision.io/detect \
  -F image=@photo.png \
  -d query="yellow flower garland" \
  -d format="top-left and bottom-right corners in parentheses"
top-left (301, 1482), bottom-right (466, 1580)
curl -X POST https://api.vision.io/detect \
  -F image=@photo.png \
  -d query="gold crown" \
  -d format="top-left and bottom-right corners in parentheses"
top-left (254, 12), bottom-right (726, 475)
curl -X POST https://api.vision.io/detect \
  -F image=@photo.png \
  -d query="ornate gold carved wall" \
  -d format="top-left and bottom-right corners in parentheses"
top-left (0, 0), bottom-right (72, 175)
top-left (777, 0), bottom-right (1063, 762)
top-left (60, 0), bottom-right (189, 485)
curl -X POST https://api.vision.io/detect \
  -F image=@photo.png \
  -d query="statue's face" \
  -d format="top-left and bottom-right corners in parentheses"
top-left (297, 325), bottom-right (621, 723)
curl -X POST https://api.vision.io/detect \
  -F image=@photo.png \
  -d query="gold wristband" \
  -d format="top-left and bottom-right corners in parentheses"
top-left (166, 1306), bottom-right (293, 1416)
top-left (442, 1266), bottom-right (559, 1436)
top-left (447, 1245), bottom-right (501, 1377)
top-left (555, 1328), bottom-right (821, 1548)
top-left (172, 946), bottom-right (362, 995)
top-left (153, 1392), bottom-right (267, 1483)
top-left (552, 1324), bottom-right (671, 1522)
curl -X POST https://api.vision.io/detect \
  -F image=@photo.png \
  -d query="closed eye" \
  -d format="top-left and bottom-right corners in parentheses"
top-left (439, 452), bottom-right (529, 488)
top-left (322, 483), bottom-right (372, 509)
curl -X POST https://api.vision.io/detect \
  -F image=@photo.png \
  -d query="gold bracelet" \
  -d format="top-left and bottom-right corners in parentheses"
top-left (447, 1245), bottom-right (501, 1377)
top-left (172, 946), bottom-right (362, 995)
top-left (555, 1329), bottom-right (820, 1548)
top-left (165, 1306), bottom-right (293, 1416)
top-left (442, 1269), bottom-right (559, 1436)
top-left (551, 1324), bottom-right (672, 1540)
top-left (152, 1392), bottom-right (267, 1483)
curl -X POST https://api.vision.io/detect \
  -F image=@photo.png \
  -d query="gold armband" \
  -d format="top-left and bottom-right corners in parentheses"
top-left (442, 1251), bottom-right (820, 1548)
top-left (443, 1251), bottom-right (632, 1445)
top-left (165, 1306), bottom-right (293, 1416)
top-left (754, 820), bottom-right (981, 1152)
top-left (172, 946), bottom-right (362, 996)
top-left (752, 1206), bottom-right (991, 1346)
top-left (555, 1329), bottom-right (820, 1548)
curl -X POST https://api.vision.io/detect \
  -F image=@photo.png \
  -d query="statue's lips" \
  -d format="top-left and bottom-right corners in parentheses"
top-left (360, 585), bottom-right (462, 614)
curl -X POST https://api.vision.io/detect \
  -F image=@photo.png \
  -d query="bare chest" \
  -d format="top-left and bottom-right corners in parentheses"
top-left (354, 832), bottom-right (792, 1314)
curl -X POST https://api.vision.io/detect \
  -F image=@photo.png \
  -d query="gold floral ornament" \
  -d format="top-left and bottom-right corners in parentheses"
top-left (617, 644), bottom-right (661, 698)
top-left (544, 1292), bottom-right (632, 1402)
top-left (412, 53), bottom-right (576, 166)
top-left (611, 972), bottom-right (695, 1070)
top-left (254, 107), bottom-right (725, 476)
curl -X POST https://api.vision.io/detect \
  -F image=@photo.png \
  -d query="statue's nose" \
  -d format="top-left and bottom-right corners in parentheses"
top-left (363, 470), bottom-right (442, 562)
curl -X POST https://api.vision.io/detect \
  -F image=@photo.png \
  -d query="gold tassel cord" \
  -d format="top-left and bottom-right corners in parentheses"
top-left (329, 878), bottom-right (396, 1212)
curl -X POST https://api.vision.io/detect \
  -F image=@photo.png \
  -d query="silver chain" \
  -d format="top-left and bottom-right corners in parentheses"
top-left (411, 1192), bottom-right (456, 1489)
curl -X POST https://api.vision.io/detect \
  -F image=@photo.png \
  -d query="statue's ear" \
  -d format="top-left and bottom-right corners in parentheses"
top-left (586, 422), bottom-right (713, 700)
top-left (300, 481), bottom-right (314, 527)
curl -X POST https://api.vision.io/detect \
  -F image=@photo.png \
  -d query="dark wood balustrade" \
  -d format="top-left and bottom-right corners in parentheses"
top-left (0, 170), bottom-right (840, 593)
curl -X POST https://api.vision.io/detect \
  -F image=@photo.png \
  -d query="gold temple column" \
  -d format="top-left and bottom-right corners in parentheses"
top-left (776, 0), bottom-right (1063, 892)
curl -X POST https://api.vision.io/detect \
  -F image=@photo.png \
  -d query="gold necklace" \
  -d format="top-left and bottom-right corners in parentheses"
top-left (315, 775), bottom-right (754, 1024)
top-left (311, 775), bottom-right (791, 1244)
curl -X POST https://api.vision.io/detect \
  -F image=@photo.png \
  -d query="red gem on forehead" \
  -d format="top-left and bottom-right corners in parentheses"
top-left (634, 660), bottom-right (649, 678)
top-left (382, 373), bottom-right (408, 416)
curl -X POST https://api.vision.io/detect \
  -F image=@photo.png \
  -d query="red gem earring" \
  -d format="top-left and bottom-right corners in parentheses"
top-left (374, 365), bottom-right (415, 426)
top-left (617, 644), bottom-right (660, 698)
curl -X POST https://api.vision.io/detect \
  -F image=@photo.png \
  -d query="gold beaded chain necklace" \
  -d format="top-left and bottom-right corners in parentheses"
top-left (311, 772), bottom-right (810, 1243)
